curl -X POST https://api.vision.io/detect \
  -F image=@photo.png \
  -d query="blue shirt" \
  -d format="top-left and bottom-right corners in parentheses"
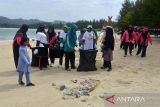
top-left (17, 45), bottom-right (30, 72)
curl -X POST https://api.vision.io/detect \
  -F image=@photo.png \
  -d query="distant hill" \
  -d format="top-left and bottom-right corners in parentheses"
top-left (0, 16), bottom-right (46, 25)
top-left (52, 20), bottom-right (66, 24)
top-left (0, 16), bottom-right (67, 25)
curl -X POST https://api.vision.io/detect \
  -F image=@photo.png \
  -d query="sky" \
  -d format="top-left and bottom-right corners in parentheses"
top-left (0, 0), bottom-right (125, 22)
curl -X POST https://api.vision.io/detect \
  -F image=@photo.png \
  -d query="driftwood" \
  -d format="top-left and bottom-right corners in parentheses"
top-left (103, 16), bottom-right (113, 28)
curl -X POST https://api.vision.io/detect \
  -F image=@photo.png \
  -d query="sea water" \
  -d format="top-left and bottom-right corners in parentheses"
top-left (0, 28), bottom-right (67, 41)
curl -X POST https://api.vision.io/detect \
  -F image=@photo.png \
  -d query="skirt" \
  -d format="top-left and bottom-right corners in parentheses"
top-left (103, 49), bottom-right (113, 61)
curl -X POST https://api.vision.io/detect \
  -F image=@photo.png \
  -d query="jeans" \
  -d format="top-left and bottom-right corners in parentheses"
top-left (18, 71), bottom-right (31, 84)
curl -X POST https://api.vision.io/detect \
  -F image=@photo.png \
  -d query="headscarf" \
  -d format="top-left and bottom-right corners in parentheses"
top-left (16, 24), bottom-right (29, 37)
top-left (36, 24), bottom-right (45, 34)
top-left (128, 26), bottom-right (133, 40)
top-left (13, 24), bottom-right (29, 47)
top-left (66, 24), bottom-right (78, 49)
top-left (79, 28), bottom-right (86, 42)
top-left (142, 27), bottom-right (148, 43)
top-left (47, 25), bottom-right (56, 41)
top-left (103, 27), bottom-right (114, 50)
top-left (63, 24), bottom-right (69, 29)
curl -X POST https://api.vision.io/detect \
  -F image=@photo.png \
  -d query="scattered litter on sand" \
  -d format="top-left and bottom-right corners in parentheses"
top-left (51, 83), bottom-right (56, 86)
top-left (71, 80), bottom-right (78, 83)
top-left (52, 78), bottom-right (100, 99)
top-left (80, 96), bottom-right (88, 102)
top-left (56, 85), bottom-right (66, 91)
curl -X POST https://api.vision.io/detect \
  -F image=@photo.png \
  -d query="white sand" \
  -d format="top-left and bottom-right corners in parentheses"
top-left (0, 38), bottom-right (160, 107)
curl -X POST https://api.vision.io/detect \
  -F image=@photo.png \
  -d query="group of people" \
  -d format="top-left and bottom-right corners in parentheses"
top-left (12, 23), bottom-right (116, 86)
top-left (120, 25), bottom-right (152, 57)
top-left (12, 22), bottom-right (152, 86)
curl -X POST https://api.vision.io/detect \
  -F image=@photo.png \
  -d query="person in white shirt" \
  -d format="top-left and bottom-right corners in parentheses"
top-left (35, 25), bottom-right (49, 68)
top-left (59, 25), bottom-right (68, 49)
top-left (82, 25), bottom-right (96, 50)
top-left (59, 25), bottom-right (69, 66)
top-left (36, 26), bottom-right (48, 47)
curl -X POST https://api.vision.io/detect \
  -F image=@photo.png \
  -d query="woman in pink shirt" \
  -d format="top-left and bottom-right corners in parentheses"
top-left (121, 25), bottom-right (137, 57)
top-left (133, 27), bottom-right (139, 49)
top-left (13, 24), bottom-right (31, 68)
top-left (136, 27), bottom-right (152, 57)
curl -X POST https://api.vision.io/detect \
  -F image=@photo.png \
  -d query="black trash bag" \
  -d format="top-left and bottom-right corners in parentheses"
top-left (31, 47), bottom-right (48, 67)
top-left (77, 50), bottom-right (98, 71)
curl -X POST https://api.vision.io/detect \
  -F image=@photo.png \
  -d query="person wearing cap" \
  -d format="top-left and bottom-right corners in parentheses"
top-left (81, 25), bottom-right (96, 50)
top-left (136, 27), bottom-right (152, 57)
top-left (121, 25), bottom-right (137, 57)
top-left (59, 25), bottom-right (69, 66)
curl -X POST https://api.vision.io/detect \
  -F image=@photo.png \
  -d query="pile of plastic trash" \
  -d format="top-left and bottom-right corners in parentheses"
top-left (54, 79), bottom-right (100, 98)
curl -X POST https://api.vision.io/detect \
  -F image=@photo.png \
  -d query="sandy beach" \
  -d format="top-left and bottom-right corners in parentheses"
top-left (0, 37), bottom-right (160, 107)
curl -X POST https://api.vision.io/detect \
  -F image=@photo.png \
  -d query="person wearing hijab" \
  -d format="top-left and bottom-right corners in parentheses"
top-left (136, 27), bottom-right (152, 57)
top-left (47, 26), bottom-right (58, 67)
top-left (133, 27), bottom-right (139, 49)
top-left (64, 24), bottom-right (78, 71)
top-left (59, 25), bottom-right (69, 66)
top-left (13, 24), bottom-right (31, 68)
top-left (121, 25), bottom-right (137, 57)
top-left (137, 28), bottom-right (143, 51)
top-left (35, 25), bottom-right (49, 68)
top-left (101, 27), bottom-right (115, 71)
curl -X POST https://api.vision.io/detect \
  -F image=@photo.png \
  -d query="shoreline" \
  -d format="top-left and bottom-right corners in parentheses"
top-left (0, 39), bottom-right (36, 43)
top-left (0, 40), bottom-right (12, 44)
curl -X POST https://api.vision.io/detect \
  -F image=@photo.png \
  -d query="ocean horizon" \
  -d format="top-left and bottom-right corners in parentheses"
top-left (0, 28), bottom-right (64, 41)
top-left (0, 28), bottom-right (104, 42)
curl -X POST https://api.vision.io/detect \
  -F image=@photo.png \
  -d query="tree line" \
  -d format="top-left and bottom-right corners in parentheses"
top-left (29, 19), bottom-right (116, 30)
top-left (0, 19), bottom-right (117, 30)
top-left (117, 0), bottom-right (160, 30)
